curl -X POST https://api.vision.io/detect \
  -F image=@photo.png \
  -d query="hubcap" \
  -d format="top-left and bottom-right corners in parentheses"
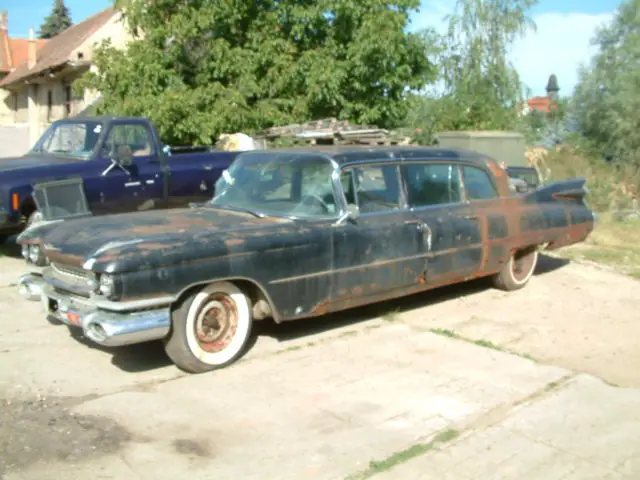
top-left (194, 295), bottom-right (238, 353)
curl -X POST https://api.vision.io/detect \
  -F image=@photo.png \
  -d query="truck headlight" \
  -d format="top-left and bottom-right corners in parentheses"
top-left (21, 244), bottom-right (29, 259)
top-left (98, 274), bottom-right (115, 297)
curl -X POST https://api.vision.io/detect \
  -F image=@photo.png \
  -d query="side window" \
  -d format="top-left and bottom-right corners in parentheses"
top-left (341, 165), bottom-right (401, 213)
top-left (403, 163), bottom-right (462, 207)
top-left (104, 123), bottom-right (154, 158)
top-left (462, 166), bottom-right (498, 200)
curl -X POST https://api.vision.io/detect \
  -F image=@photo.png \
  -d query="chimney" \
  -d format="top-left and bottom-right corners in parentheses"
top-left (0, 10), bottom-right (7, 31)
top-left (28, 27), bottom-right (36, 69)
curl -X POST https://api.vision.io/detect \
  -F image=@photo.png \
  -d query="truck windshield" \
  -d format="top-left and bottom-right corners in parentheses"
top-left (209, 152), bottom-right (339, 219)
top-left (33, 120), bottom-right (104, 159)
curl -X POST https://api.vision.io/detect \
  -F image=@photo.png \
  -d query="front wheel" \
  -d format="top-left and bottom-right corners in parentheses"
top-left (164, 281), bottom-right (253, 373)
top-left (492, 246), bottom-right (539, 291)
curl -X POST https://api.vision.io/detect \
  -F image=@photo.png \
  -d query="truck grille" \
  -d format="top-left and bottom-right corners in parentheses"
top-left (32, 178), bottom-right (91, 221)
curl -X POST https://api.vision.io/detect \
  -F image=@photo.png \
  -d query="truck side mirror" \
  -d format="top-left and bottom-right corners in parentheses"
top-left (101, 144), bottom-right (134, 177)
top-left (114, 145), bottom-right (133, 166)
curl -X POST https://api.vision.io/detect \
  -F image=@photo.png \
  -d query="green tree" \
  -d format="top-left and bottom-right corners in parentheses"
top-left (38, 0), bottom-right (72, 39)
top-left (79, 0), bottom-right (437, 145)
top-left (406, 0), bottom-right (537, 136)
top-left (572, 0), bottom-right (640, 164)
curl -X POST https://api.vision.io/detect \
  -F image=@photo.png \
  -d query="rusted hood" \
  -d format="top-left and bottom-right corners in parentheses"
top-left (37, 206), bottom-right (292, 272)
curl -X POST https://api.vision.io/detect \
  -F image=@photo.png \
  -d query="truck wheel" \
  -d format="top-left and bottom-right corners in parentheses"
top-left (164, 281), bottom-right (253, 373)
top-left (492, 246), bottom-right (539, 291)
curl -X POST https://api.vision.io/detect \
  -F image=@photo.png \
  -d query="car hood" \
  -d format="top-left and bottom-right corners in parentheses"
top-left (0, 153), bottom-right (80, 172)
top-left (31, 206), bottom-right (293, 272)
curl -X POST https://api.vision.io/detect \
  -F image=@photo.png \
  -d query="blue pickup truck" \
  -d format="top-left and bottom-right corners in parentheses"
top-left (0, 116), bottom-right (241, 242)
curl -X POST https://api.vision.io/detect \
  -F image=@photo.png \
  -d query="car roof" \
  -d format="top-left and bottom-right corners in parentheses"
top-left (248, 145), bottom-right (493, 167)
top-left (54, 116), bottom-right (148, 123)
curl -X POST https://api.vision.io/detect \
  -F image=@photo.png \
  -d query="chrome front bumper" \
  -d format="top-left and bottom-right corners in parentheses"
top-left (40, 283), bottom-right (171, 347)
top-left (17, 268), bottom-right (45, 301)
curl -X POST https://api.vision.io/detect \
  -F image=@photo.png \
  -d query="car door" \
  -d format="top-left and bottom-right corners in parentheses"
top-left (330, 163), bottom-right (426, 306)
top-left (90, 121), bottom-right (166, 214)
top-left (400, 161), bottom-right (466, 284)
top-left (455, 164), bottom-right (504, 275)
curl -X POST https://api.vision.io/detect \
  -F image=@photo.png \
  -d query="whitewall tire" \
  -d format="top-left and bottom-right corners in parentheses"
top-left (492, 247), bottom-right (539, 291)
top-left (164, 281), bottom-right (253, 373)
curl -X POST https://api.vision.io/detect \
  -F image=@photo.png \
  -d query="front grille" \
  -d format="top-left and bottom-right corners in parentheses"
top-left (47, 263), bottom-right (92, 298)
top-left (51, 262), bottom-right (88, 281)
top-left (33, 178), bottom-right (91, 221)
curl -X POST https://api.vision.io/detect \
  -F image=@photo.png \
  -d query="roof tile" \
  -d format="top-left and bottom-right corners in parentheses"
top-left (0, 7), bottom-right (115, 87)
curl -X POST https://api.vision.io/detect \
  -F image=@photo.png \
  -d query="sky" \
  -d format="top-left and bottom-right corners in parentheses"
top-left (3, 0), bottom-right (621, 97)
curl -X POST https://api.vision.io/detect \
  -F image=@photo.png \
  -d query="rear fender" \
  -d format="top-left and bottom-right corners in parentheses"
top-left (523, 177), bottom-right (588, 206)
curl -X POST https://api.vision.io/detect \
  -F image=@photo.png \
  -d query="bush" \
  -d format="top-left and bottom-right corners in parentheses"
top-left (544, 146), bottom-right (640, 213)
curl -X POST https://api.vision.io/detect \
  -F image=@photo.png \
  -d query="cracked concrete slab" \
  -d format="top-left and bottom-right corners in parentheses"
top-left (3, 325), bottom-right (566, 480)
top-left (373, 374), bottom-right (640, 479)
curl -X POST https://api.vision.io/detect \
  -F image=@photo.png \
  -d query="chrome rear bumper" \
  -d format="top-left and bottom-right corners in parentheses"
top-left (41, 284), bottom-right (171, 347)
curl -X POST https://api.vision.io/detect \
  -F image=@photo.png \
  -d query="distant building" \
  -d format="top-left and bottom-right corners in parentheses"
top-left (0, 7), bottom-right (133, 144)
top-left (0, 11), bottom-right (47, 124)
top-left (519, 74), bottom-right (560, 116)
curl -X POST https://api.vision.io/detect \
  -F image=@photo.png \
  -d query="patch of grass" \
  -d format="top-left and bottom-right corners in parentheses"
top-left (338, 330), bottom-right (358, 338)
top-left (345, 428), bottom-right (460, 480)
top-left (381, 309), bottom-right (401, 322)
top-left (556, 212), bottom-right (640, 279)
top-left (430, 328), bottom-right (456, 338)
top-left (429, 328), bottom-right (537, 362)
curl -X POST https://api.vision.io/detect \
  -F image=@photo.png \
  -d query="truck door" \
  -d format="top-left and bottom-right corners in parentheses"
top-left (164, 150), bottom-right (240, 208)
top-left (89, 121), bottom-right (166, 214)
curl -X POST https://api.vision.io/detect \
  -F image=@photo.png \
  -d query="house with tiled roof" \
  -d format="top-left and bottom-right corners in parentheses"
top-left (0, 11), bottom-right (48, 124)
top-left (0, 7), bottom-right (133, 144)
top-left (519, 74), bottom-right (560, 116)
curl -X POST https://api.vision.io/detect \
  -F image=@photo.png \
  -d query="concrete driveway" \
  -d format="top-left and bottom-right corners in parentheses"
top-left (1, 252), bottom-right (639, 479)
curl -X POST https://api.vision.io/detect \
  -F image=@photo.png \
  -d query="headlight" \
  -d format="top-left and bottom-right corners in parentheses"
top-left (98, 274), bottom-right (115, 297)
top-left (27, 244), bottom-right (47, 266)
top-left (21, 244), bottom-right (29, 259)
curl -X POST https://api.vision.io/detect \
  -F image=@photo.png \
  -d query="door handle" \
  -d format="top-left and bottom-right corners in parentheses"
top-left (464, 214), bottom-right (479, 220)
top-left (405, 219), bottom-right (432, 250)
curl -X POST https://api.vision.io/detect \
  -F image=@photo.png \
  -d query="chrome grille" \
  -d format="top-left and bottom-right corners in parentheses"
top-left (51, 263), bottom-right (88, 281)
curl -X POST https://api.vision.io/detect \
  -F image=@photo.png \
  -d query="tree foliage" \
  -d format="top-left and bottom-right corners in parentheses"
top-left (38, 0), bottom-right (72, 39)
top-left (80, 0), bottom-right (436, 145)
top-left (402, 0), bottom-right (537, 143)
top-left (572, 0), bottom-right (640, 164)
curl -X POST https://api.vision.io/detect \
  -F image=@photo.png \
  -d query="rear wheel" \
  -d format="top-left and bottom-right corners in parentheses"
top-left (492, 246), bottom-right (539, 291)
top-left (164, 281), bottom-right (253, 373)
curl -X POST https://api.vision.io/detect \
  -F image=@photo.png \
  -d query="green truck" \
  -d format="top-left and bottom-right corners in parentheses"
top-left (435, 130), bottom-right (541, 193)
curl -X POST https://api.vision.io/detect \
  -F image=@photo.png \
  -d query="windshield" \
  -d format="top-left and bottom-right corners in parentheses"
top-left (33, 120), bottom-right (104, 159)
top-left (210, 152), bottom-right (340, 219)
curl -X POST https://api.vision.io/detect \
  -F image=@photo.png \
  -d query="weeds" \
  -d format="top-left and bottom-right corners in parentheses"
top-left (345, 428), bottom-right (460, 480)
top-left (429, 328), bottom-right (536, 362)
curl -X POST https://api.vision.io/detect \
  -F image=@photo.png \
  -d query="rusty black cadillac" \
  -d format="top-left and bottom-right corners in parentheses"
top-left (17, 146), bottom-right (595, 373)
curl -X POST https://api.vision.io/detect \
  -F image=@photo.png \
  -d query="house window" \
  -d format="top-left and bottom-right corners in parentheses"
top-left (47, 90), bottom-right (53, 122)
top-left (64, 85), bottom-right (72, 118)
